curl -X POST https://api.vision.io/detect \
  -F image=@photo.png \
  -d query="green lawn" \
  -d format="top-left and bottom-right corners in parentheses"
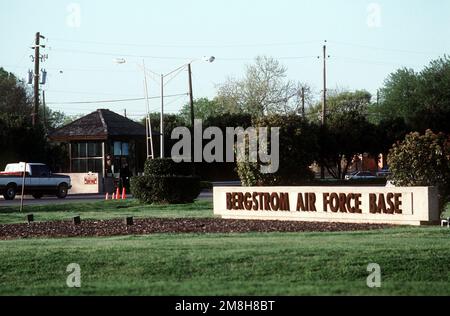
top-left (1, 201), bottom-right (450, 295)
top-left (0, 200), bottom-right (213, 224)
top-left (0, 228), bottom-right (450, 295)
top-left (2, 200), bottom-right (449, 225)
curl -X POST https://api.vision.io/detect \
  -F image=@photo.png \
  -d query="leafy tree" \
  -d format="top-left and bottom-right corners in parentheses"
top-left (216, 56), bottom-right (312, 118)
top-left (0, 67), bottom-right (43, 168)
top-left (307, 89), bottom-right (372, 123)
top-left (306, 90), bottom-right (379, 179)
top-left (318, 111), bottom-right (378, 179)
top-left (373, 56), bottom-right (450, 133)
top-left (178, 97), bottom-right (226, 124)
top-left (376, 117), bottom-right (410, 165)
top-left (236, 114), bottom-right (319, 186)
top-left (0, 67), bottom-right (68, 170)
top-left (387, 130), bottom-right (450, 213)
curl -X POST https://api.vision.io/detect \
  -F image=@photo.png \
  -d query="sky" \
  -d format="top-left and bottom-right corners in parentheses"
top-left (1, 0), bottom-right (450, 119)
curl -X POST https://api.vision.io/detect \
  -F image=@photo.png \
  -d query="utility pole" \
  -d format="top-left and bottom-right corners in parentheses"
top-left (188, 64), bottom-right (195, 130)
top-left (322, 43), bottom-right (327, 126)
top-left (160, 74), bottom-right (164, 158)
top-left (42, 90), bottom-right (46, 129)
top-left (32, 32), bottom-right (41, 126)
top-left (320, 41), bottom-right (329, 179)
top-left (301, 87), bottom-right (305, 118)
top-left (31, 32), bottom-right (46, 126)
top-left (188, 63), bottom-right (196, 174)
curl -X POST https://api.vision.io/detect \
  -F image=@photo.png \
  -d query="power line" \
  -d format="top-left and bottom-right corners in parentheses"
top-left (328, 40), bottom-right (444, 56)
top-left (48, 37), bottom-right (321, 49)
top-left (50, 48), bottom-right (195, 60)
top-left (331, 56), bottom-right (422, 68)
top-left (49, 47), bottom-right (319, 62)
top-left (46, 92), bottom-right (189, 105)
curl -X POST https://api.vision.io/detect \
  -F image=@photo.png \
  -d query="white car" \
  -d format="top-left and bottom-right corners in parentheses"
top-left (345, 171), bottom-right (377, 180)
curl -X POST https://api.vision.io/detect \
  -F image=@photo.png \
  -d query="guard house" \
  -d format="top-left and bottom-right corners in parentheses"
top-left (49, 109), bottom-right (155, 194)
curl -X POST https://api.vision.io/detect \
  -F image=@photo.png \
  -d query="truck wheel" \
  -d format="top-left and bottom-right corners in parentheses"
top-left (32, 193), bottom-right (43, 199)
top-left (3, 184), bottom-right (17, 200)
top-left (56, 183), bottom-right (68, 199)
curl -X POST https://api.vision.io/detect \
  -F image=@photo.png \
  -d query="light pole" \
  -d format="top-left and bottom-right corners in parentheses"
top-left (114, 58), bottom-right (156, 160)
top-left (115, 56), bottom-right (215, 159)
top-left (160, 56), bottom-right (215, 158)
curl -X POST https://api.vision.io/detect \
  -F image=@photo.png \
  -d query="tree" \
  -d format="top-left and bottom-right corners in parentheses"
top-left (307, 89), bottom-right (372, 123)
top-left (373, 56), bottom-right (450, 133)
top-left (387, 130), bottom-right (450, 213)
top-left (376, 117), bottom-right (410, 164)
top-left (306, 90), bottom-right (379, 179)
top-left (236, 114), bottom-right (319, 186)
top-left (0, 67), bottom-right (33, 127)
top-left (178, 97), bottom-right (225, 124)
top-left (216, 56), bottom-right (312, 118)
top-left (318, 111), bottom-right (378, 179)
top-left (0, 67), bottom-right (45, 168)
top-left (0, 67), bottom-right (68, 171)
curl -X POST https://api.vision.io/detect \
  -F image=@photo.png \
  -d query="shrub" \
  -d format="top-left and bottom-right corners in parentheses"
top-left (131, 158), bottom-right (200, 204)
top-left (131, 175), bottom-right (200, 204)
top-left (200, 181), bottom-right (213, 191)
top-left (387, 129), bottom-right (450, 213)
top-left (144, 158), bottom-right (192, 176)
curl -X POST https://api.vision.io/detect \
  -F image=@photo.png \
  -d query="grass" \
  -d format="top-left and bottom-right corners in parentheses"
top-left (1, 200), bottom-right (450, 295)
top-left (0, 200), bottom-right (213, 224)
top-left (0, 227), bottom-right (450, 295)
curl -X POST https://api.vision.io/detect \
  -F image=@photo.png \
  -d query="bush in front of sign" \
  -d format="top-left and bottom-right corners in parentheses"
top-left (130, 159), bottom-right (200, 204)
top-left (388, 129), bottom-right (450, 213)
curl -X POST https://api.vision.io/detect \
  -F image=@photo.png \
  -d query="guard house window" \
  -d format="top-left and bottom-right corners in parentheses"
top-left (113, 141), bottom-right (129, 156)
top-left (71, 142), bottom-right (103, 173)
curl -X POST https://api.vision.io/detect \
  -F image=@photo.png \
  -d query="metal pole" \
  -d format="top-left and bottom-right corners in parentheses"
top-left (188, 63), bottom-right (196, 173)
top-left (33, 32), bottom-right (40, 126)
top-left (42, 90), bottom-right (46, 129)
top-left (188, 63), bottom-right (195, 129)
top-left (301, 87), bottom-right (305, 118)
top-left (142, 60), bottom-right (154, 159)
top-left (160, 74), bottom-right (164, 158)
top-left (20, 162), bottom-right (26, 212)
top-left (320, 43), bottom-right (327, 180)
top-left (322, 44), bottom-right (327, 126)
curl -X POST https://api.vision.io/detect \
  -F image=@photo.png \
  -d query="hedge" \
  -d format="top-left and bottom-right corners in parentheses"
top-left (131, 158), bottom-right (200, 204)
top-left (130, 175), bottom-right (200, 204)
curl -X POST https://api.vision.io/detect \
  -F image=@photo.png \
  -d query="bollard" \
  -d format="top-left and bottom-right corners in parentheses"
top-left (125, 216), bottom-right (134, 226)
top-left (73, 216), bottom-right (81, 225)
top-left (26, 214), bottom-right (34, 223)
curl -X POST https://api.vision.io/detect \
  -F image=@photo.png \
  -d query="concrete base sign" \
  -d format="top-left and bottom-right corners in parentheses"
top-left (213, 186), bottom-right (440, 226)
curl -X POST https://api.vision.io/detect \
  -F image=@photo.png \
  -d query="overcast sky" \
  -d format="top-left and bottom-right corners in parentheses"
top-left (1, 0), bottom-right (450, 118)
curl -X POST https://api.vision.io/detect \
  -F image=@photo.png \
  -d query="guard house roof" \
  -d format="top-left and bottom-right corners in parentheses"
top-left (48, 109), bottom-right (149, 141)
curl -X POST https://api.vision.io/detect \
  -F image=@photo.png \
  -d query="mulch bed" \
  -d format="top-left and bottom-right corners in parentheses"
top-left (0, 218), bottom-right (391, 240)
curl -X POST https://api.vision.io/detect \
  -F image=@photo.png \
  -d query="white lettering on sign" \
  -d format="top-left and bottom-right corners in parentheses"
top-left (84, 174), bottom-right (97, 185)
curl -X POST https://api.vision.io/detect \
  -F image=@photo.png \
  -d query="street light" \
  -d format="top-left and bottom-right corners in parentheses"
top-left (114, 58), bottom-right (156, 160)
top-left (115, 56), bottom-right (215, 159)
top-left (160, 56), bottom-right (215, 158)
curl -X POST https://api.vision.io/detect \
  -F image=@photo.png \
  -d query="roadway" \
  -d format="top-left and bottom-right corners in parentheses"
top-left (0, 181), bottom-right (240, 207)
